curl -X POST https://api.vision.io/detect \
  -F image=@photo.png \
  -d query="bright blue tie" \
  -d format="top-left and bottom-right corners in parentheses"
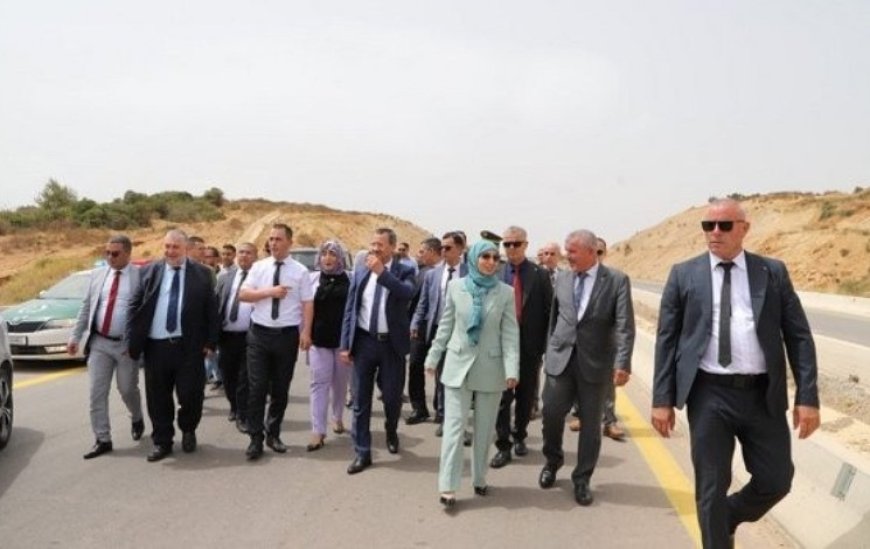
top-left (573, 272), bottom-right (586, 313)
top-left (369, 278), bottom-right (384, 333)
top-left (166, 266), bottom-right (181, 332)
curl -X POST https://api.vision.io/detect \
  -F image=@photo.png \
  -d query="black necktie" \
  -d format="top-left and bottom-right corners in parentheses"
top-left (229, 270), bottom-right (248, 322)
top-left (446, 266), bottom-right (455, 284)
top-left (166, 266), bottom-right (181, 332)
top-left (272, 261), bottom-right (283, 320)
top-left (718, 262), bottom-right (734, 367)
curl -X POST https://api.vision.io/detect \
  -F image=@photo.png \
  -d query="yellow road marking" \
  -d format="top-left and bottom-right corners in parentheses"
top-left (617, 390), bottom-right (702, 548)
top-left (13, 367), bottom-right (85, 389)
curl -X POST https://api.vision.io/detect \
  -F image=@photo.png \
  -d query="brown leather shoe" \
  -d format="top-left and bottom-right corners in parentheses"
top-left (568, 418), bottom-right (581, 432)
top-left (603, 423), bottom-right (626, 441)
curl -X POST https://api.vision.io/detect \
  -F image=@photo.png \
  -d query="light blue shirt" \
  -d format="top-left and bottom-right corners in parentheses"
top-left (149, 261), bottom-right (187, 339)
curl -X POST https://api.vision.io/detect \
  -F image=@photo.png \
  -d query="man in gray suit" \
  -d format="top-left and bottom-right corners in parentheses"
top-left (651, 199), bottom-right (820, 549)
top-left (539, 229), bottom-right (635, 506)
top-left (68, 235), bottom-right (145, 459)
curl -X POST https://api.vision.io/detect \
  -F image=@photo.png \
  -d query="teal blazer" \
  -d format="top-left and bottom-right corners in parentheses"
top-left (426, 279), bottom-right (520, 392)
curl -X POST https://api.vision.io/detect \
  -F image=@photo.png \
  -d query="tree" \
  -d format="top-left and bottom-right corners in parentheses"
top-left (35, 179), bottom-right (78, 211)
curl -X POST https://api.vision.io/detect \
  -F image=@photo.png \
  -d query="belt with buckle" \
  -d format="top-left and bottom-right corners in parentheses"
top-left (252, 323), bottom-right (299, 334)
top-left (97, 333), bottom-right (122, 342)
top-left (149, 336), bottom-right (183, 345)
top-left (697, 370), bottom-right (766, 389)
top-left (358, 328), bottom-right (390, 342)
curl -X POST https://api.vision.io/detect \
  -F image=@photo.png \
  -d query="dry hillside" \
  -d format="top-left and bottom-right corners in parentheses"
top-left (0, 200), bottom-right (432, 303)
top-left (607, 190), bottom-right (870, 297)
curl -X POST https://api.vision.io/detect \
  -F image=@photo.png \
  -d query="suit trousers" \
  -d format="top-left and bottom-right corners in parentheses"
top-left (217, 330), bottom-right (249, 420)
top-left (603, 374), bottom-right (618, 426)
top-left (308, 346), bottom-right (350, 436)
top-left (439, 386), bottom-right (500, 492)
top-left (687, 373), bottom-right (793, 549)
top-left (246, 324), bottom-right (299, 438)
top-left (407, 336), bottom-right (430, 414)
top-left (350, 329), bottom-right (405, 458)
top-left (495, 351), bottom-right (539, 450)
top-left (144, 338), bottom-right (206, 447)
top-left (541, 353), bottom-right (607, 485)
top-left (87, 334), bottom-right (143, 442)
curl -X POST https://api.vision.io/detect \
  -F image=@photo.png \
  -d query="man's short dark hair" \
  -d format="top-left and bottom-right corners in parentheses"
top-left (222, 243), bottom-right (236, 253)
top-left (188, 235), bottom-right (205, 245)
top-left (375, 227), bottom-right (397, 246)
top-left (272, 223), bottom-right (293, 239)
top-left (442, 231), bottom-right (466, 247)
top-left (205, 246), bottom-right (220, 258)
top-left (421, 237), bottom-right (442, 254)
top-left (108, 234), bottom-right (133, 254)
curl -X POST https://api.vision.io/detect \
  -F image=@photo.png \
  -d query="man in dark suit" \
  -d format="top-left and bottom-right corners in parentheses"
top-left (405, 236), bottom-right (443, 425)
top-left (127, 229), bottom-right (220, 462)
top-left (215, 242), bottom-right (257, 432)
top-left (652, 199), bottom-right (820, 549)
top-left (340, 227), bottom-right (416, 474)
top-left (538, 229), bottom-right (635, 505)
top-left (409, 231), bottom-right (468, 430)
top-left (491, 225), bottom-right (553, 468)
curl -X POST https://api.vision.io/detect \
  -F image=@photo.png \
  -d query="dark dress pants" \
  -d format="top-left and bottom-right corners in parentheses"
top-left (144, 338), bottom-right (206, 447)
top-left (246, 325), bottom-right (299, 438)
top-left (218, 330), bottom-right (248, 421)
top-left (687, 374), bottom-right (793, 549)
top-left (407, 336), bottom-right (430, 415)
top-left (541, 353), bottom-right (606, 485)
top-left (351, 330), bottom-right (405, 458)
top-left (495, 351), bottom-right (539, 450)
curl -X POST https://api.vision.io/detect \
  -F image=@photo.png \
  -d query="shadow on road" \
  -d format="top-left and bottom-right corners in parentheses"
top-left (0, 427), bottom-right (46, 499)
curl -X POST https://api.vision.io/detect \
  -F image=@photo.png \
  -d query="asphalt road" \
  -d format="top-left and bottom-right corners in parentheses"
top-left (0, 355), bottom-right (791, 548)
top-left (633, 280), bottom-right (870, 348)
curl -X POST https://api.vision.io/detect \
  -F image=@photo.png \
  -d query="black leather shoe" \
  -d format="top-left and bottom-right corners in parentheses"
top-left (246, 438), bottom-right (264, 461)
top-left (463, 431), bottom-right (472, 447)
top-left (147, 445), bottom-right (172, 462)
top-left (83, 440), bottom-right (113, 459)
top-left (131, 420), bottom-right (145, 441)
top-left (539, 464), bottom-right (558, 489)
top-left (181, 432), bottom-right (197, 453)
top-left (347, 455), bottom-right (372, 475)
top-left (574, 481), bottom-right (593, 506)
top-left (474, 485), bottom-right (488, 497)
top-left (386, 431), bottom-right (399, 454)
top-left (266, 435), bottom-right (287, 453)
top-left (490, 450), bottom-right (512, 468)
top-left (405, 410), bottom-right (430, 425)
top-left (514, 440), bottom-right (528, 456)
top-left (236, 418), bottom-right (248, 434)
top-left (435, 424), bottom-right (443, 437)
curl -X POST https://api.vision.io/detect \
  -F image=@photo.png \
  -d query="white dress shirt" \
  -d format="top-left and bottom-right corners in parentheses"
top-left (575, 262), bottom-right (599, 321)
top-left (700, 251), bottom-right (767, 375)
top-left (242, 256), bottom-right (314, 327)
top-left (223, 268), bottom-right (254, 332)
top-left (95, 264), bottom-right (134, 338)
top-left (357, 262), bottom-right (392, 334)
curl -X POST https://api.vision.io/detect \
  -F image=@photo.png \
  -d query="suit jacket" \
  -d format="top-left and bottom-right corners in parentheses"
top-left (71, 264), bottom-right (142, 353)
top-left (411, 262), bottom-right (469, 343)
top-left (126, 259), bottom-right (220, 361)
top-left (340, 260), bottom-right (416, 357)
top-left (653, 251), bottom-right (819, 415)
top-left (215, 264), bottom-right (239, 322)
top-left (426, 280), bottom-right (520, 392)
top-left (545, 265), bottom-right (635, 383)
top-left (500, 259), bottom-right (553, 359)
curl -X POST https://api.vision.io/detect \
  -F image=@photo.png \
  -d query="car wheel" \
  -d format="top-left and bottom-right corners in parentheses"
top-left (0, 364), bottom-right (12, 450)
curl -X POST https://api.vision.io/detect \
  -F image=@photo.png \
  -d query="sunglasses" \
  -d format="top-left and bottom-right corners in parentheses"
top-left (479, 253), bottom-right (500, 261)
top-left (502, 241), bottom-right (525, 249)
top-left (701, 220), bottom-right (743, 232)
top-left (104, 250), bottom-right (121, 258)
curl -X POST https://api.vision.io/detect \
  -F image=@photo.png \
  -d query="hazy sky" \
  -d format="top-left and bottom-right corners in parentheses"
top-left (2, 1), bottom-right (868, 250)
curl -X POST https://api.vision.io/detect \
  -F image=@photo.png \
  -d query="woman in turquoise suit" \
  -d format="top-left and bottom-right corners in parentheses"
top-left (425, 239), bottom-right (519, 508)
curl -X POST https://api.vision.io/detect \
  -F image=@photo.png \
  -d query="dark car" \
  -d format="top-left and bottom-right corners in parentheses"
top-left (0, 321), bottom-right (14, 450)
top-left (290, 247), bottom-right (353, 272)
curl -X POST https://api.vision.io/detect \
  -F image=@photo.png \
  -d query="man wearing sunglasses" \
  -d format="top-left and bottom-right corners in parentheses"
top-left (490, 226), bottom-right (553, 469)
top-left (652, 199), bottom-right (820, 548)
top-left (69, 235), bottom-right (145, 459)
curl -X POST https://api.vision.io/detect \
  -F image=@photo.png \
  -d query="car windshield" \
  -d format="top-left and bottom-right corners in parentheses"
top-left (290, 250), bottom-right (318, 271)
top-left (41, 272), bottom-right (91, 299)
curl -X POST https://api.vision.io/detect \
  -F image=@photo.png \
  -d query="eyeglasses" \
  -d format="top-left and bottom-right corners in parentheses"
top-left (479, 253), bottom-right (500, 261)
top-left (104, 250), bottom-right (121, 258)
top-left (596, 250), bottom-right (605, 256)
top-left (502, 241), bottom-right (525, 249)
top-left (701, 220), bottom-right (743, 232)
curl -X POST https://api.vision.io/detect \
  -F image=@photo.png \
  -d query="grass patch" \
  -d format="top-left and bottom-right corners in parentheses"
top-left (0, 255), bottom-right (94, 304)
